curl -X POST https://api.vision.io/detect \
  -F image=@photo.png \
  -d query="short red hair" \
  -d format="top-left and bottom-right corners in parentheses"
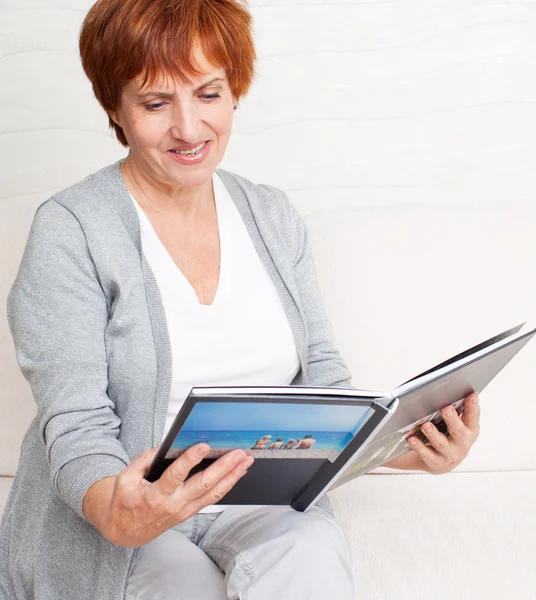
top-left (79, 0), bottom-right (257, 147)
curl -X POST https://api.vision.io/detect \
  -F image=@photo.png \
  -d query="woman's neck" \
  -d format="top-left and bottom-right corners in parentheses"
top-left (120, 155), bottom-right (214, 223)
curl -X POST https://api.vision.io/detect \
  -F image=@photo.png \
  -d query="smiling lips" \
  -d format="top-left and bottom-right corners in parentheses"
top-left (167, 140), bottom-right (211, 164)
top-left (170, 142), bottom-right (207, 155)
top-left (170, 140), bottom-right (208, 152)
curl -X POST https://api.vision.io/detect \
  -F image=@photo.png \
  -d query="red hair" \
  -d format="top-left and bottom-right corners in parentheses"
top-left (79, 0), bottom-right (256, 147)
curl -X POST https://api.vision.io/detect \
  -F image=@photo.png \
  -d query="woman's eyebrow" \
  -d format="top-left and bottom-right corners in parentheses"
top-left (194, 77), bottom-right (225, 91)
top-left (136, 77), bottom-right (225, 100)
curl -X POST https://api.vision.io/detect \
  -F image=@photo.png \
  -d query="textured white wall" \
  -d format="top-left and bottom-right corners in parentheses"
top-left (1, 0), bottom-right (535, 215)
top-left (1, 1), bottom-right (535, 478)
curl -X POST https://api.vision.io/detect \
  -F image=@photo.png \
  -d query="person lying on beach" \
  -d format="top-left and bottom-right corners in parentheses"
top-left (269, 439), bottom-right (284, 449)
top-left (251, 435), bottom-right (272, 450)
top-left (296, 435), bottom-right (317, 449)
top-left (284, 439), bottom-right (297, 449)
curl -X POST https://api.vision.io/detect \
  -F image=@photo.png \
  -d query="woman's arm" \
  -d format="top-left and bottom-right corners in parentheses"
top-left (7, 199), bottom-right (130, 520)
top-left (8, 197), bottom-right (256, 541)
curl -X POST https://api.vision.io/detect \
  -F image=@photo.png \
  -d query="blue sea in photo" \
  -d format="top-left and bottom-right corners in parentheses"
top-left (171, 430), bottom-right (354, 452)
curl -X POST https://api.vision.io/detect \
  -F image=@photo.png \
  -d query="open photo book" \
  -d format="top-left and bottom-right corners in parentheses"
top-left (145, 321), bottom-right (536, 511)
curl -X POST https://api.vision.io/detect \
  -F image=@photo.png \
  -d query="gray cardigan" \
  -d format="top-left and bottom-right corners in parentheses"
top-left (0, 159), bottom-right (353, 600)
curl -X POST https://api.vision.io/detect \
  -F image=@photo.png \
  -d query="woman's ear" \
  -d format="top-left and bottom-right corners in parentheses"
top-left (108, 108), bottom-right (123, 128)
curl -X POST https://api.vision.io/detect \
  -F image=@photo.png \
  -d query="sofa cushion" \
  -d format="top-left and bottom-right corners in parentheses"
top-left (329, 470), bottom-right (536, 599)
top-left (304, 200), bottom-right (536, 472)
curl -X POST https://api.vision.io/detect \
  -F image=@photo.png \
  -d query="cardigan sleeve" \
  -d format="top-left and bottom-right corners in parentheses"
top-left (6, 199), bottom-right (130, 520)
top-left (283, 193), bottom-right (355, 388)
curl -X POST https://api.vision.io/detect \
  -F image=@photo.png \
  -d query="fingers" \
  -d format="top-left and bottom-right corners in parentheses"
top-left (153, 443), bottom-right (211, 496)
top-left (184, 451), bottom-right (255, 509)
top-left (407, 434), bottom-right (443, 472)
top-left (182, 450), bottom-right (253, 500)
top-left (419, 421), bottom-right (456, 462)
top-left (438, 393), bottom-right (480, 443)
top-left (461, 393), bottom-right (481, 436)
top-left (439, 405), bottom-right (467, 443)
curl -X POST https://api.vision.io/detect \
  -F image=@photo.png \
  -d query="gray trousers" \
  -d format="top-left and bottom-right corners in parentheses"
top-left (125, 505), bottom-right (355, 599)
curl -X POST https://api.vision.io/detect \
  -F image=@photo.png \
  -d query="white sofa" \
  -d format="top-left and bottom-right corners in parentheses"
top-left (1, 196), bottom-right (535, 599)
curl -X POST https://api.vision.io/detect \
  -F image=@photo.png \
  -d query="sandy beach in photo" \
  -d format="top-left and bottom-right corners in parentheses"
top-left (166, 447), bottom-right (340, 461)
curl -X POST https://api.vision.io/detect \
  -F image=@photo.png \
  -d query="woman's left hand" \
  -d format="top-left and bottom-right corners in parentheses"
top-left (406, 392), bottom-right (481, 475)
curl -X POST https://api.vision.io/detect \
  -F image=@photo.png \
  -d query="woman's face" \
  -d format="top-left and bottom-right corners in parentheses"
top-left (110, 50), bottom-right (236, 192)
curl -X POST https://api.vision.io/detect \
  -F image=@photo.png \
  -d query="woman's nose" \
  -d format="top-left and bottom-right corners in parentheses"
top-left (169, 100), bottom-right (202, 142)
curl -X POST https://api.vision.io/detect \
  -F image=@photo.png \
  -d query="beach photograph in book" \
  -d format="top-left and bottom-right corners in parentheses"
top-left (165, 400), bottom-right (376, 462)
top-left (331, 398), bottom-right (466, 488)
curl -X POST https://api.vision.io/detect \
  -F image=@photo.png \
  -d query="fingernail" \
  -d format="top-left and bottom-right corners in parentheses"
top-left (408, 438), bottom-right (417, 446)
top-left (472, 395), bottom-right (479, 404)
top-left (197, 445), bottom-right (210, 456)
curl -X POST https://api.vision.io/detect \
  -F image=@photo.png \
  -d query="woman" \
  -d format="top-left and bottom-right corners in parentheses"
top-left (0, 1), bottom-right (480, 598)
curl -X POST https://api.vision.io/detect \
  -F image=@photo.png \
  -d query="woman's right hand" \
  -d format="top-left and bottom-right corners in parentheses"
top-left (83, 443), bottom-right (254, 548)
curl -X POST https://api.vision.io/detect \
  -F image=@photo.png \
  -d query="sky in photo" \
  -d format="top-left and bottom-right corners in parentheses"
top-left (182, 401), bottom-right (374, 435)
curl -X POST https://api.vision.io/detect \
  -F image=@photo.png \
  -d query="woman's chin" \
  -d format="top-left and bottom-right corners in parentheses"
top-left (161, 171), bottom-right (214, 191)
top-left (128, 151), bottom-right (218, 189)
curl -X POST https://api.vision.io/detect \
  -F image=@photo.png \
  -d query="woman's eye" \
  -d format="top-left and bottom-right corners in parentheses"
top-left (144, 93), bottom-right (221, 111)
top-left (200, 93), bottom-right (221, 101)
top-left (145, 102), bottom-right (164, 111)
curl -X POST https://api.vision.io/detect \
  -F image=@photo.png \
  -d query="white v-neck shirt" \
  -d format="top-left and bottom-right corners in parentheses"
top-left (129, 171), bottom-right (301, 512)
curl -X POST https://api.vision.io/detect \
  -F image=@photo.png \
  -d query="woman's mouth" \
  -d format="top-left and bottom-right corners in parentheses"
top-left (167, 141), bottom-right (211, 165)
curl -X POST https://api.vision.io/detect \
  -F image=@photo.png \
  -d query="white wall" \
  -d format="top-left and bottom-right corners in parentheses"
top-left (1, 0), bottom-right (535, 215)
top-left (1, 1), bottom-right (535, 476)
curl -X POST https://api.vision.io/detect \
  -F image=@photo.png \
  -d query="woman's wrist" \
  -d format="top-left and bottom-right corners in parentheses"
top-left (82, 476), bottom-right (116, 534)
top-left (382, 450), bottom-right (426, 471)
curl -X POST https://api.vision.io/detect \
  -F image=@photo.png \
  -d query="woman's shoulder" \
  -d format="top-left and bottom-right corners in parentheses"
top-left (46, 160), bottom-right (124, 215)
top-left (25, 160), bottom-right (127, 258)
top-left (216, 168), bottom-right (306, 243)
top-left (29, 160), bottom-right (127, 238)
top-left (216, 168), bottom-right (294, 211)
